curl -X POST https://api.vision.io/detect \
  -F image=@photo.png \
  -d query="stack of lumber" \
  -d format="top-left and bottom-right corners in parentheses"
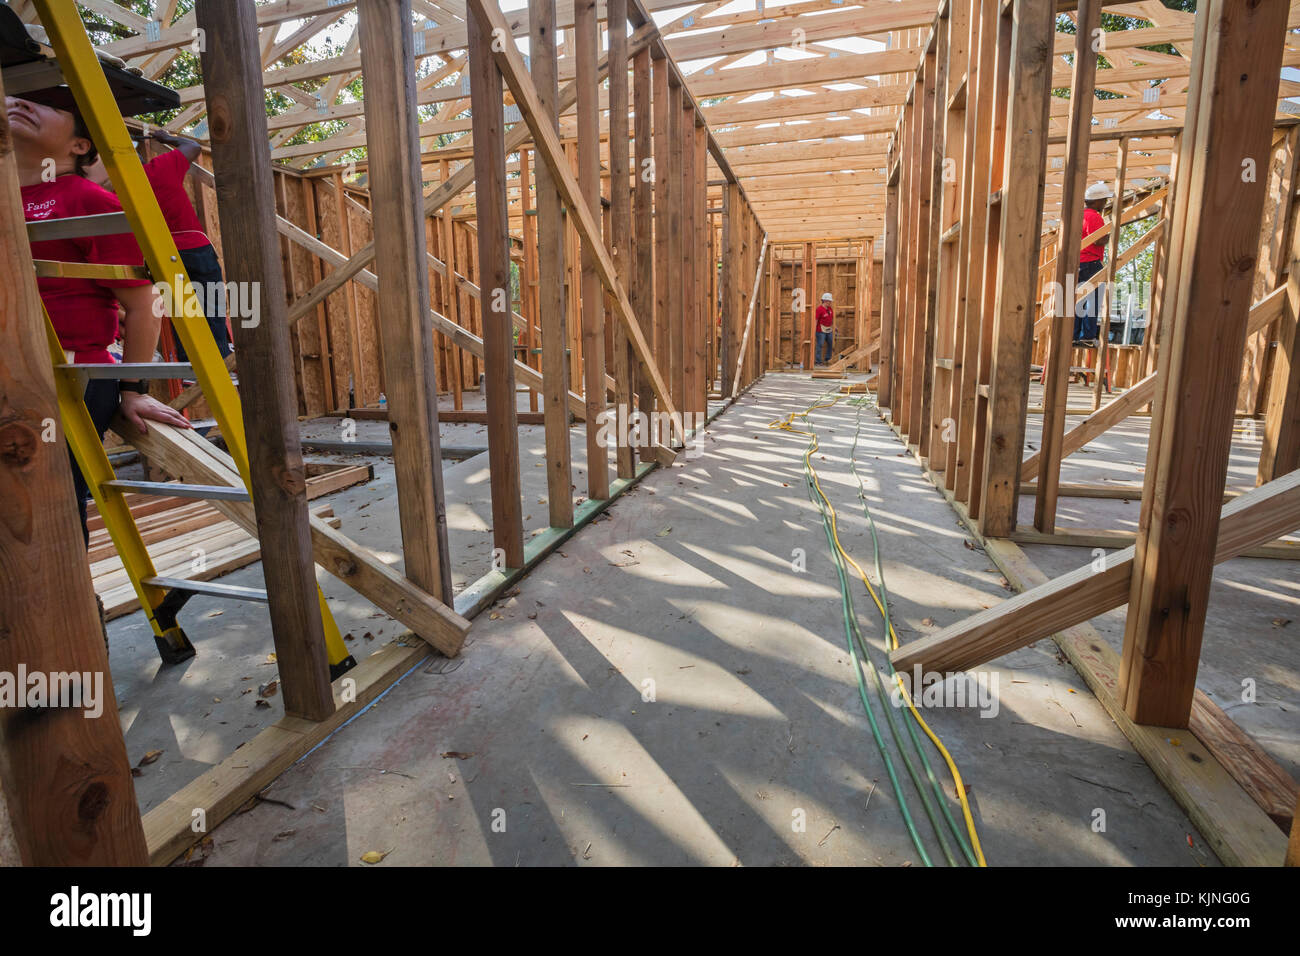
top-left (89, 463), bottom-right (372, 620)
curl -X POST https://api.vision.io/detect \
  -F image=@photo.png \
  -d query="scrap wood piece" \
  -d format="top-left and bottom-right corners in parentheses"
top-left (1189, 697), bottom-right (1298, 832)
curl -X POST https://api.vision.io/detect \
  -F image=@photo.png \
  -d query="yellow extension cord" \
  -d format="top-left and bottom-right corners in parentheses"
top-left (772, 395), bottom-right (988, 867)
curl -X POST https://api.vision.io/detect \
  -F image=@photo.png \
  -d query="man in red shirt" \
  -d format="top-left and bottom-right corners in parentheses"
top-left (814, 292), bottom-right (835, 366)
top-left (1074, 181), bottom-right (1110, 345)
top-left (90, 129), bottom-right (231, 361)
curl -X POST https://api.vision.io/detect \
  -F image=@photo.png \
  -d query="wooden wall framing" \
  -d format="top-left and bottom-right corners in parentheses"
top-left (875, 0), bottom-right (1300, 865)
top-left (1, 0), bottom-right (764, 865)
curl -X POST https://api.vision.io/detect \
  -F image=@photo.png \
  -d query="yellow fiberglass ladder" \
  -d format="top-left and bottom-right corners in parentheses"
top-left (6, 2), bottom-right (356, 676)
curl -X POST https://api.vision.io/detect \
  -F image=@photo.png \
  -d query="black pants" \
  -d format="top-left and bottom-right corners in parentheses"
top-left (173, 243), bottom-right (231, 362)
top-left (72, 379), bottom-right (121, 547)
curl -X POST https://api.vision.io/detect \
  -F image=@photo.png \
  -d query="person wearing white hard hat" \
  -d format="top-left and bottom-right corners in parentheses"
top-left (1075, 181), bottom-right (1112, 345)
top-left (814, 292), bottom-right (834, 366)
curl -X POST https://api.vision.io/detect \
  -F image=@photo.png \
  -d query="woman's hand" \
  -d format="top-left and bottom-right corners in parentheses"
top-left (118, 390), bottom-right (193, 435)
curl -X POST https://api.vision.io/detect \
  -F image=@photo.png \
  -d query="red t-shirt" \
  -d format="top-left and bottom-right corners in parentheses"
top-left (144, 148), bottom-right (209, 250)
top-left (1080, 207), bottom-right (1106, 263)
top-left (816, 304), bottom-right (834, 331)
top-left (23, 174), bottom-right (151, 363)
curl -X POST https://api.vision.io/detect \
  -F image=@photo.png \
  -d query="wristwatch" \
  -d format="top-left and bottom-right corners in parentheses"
top-left (120, 380), bottom-right (149, 394)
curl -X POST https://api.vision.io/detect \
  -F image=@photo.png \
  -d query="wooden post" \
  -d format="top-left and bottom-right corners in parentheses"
top-left (530, 0), bottom-right (575, 525)
top-left (331, 171), bottom-right (365, 405)
top-left (914, 23), bottom-right (946, 464)
top-left (977, 0), bottom-right (1053, 539)
top-left (198, 0), bottom-right (334, 720)
top-left (1259, 195), bottom-right (1300, 483)
top-left (467, 3), bottom-right (525, 568)
top-left (633, 43), bottom-right (655, 462)
top-left (718, 180), bottom-right (734, 395)
top-left (695, 122), bottom-right (709, 410)
top-left (0, 71), bottom-right (148, 866)
top-left (652, 52), bottom-right (672, 439)
top-left (608, 0), bottom-right (635, 479)
top-left (576, 0), bottom-right (609, 497)
top-left (519, 147), bottom-right (539, 412)
top-left (1095, 137), bottom-right (1128, 409)
top-left (357, 0), bottom-right (453, 600)
top-left (1034, 0), bottom-right (1098, 533)
top-left (1119, 0), bottom-right (1288, 727)
top-left (681, 98), bottom-right (698, 413)
top-left (804, 240), bottom-right (815, 369)
top-left (879, 171), bottom-right (899, 408)
top-left (667, 77), bottom-right (685, 414)
top-left (439, 159), bottom-right (465, 412)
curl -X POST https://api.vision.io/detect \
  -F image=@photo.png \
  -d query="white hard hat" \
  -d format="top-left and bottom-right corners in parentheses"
top-left (1084, 181), bottom-right (1113, 201)
top-left (821, 292), bottom-right (832, 300)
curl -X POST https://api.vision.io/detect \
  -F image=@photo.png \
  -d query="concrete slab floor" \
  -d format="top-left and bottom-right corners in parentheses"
top-left (1017, 383), bottom-right (1300, 788)
top-left (168, 374), bottom-right (1212, 866)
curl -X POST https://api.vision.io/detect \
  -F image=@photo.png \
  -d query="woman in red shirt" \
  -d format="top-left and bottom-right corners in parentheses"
top-left (9, 95), bottom-right (191, 540)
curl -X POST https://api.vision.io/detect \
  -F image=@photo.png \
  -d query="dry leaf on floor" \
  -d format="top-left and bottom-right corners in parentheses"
top-left (360, 849), bottom-right (390, 864)
top-left (441, 751), bottom-right (475, 760)
top-left (137, 749), bottom-right (163, 767)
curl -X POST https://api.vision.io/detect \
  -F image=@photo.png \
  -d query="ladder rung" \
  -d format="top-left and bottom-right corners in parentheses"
top-left (57, 362), bottom-right (194, 379)
top-left (26, 211), bottom-right (131, 242)
top-left (33, 260), bottom-right (150, 281)
top-left (142, 576), bottom-right (268, 604)
top-left (102, 479), bottom-right (251, 501)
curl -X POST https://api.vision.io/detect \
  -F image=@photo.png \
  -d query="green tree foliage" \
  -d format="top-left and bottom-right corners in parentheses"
top-left (1053, 0), bottom-right (1196, 100)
